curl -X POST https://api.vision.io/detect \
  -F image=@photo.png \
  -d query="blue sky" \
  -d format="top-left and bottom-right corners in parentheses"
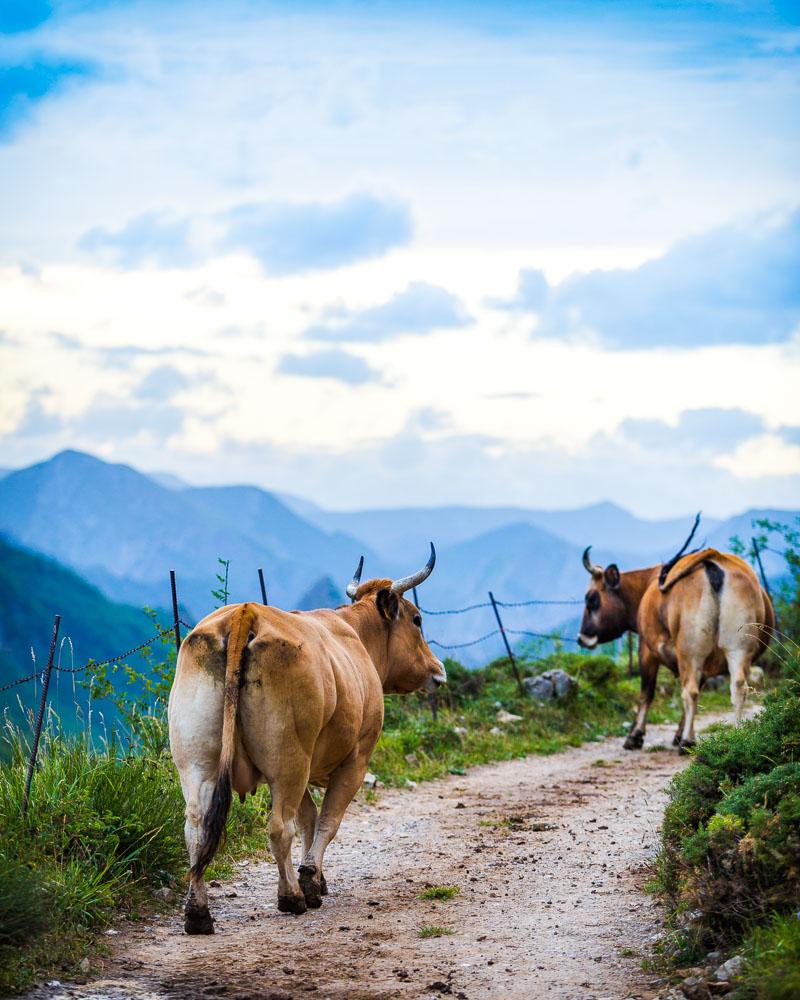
top-left (0, 0), bottom-right (799, 515)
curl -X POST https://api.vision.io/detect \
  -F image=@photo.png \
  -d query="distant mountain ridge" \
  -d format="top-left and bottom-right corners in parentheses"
top-left (0, 450), bottom-right (794, 667)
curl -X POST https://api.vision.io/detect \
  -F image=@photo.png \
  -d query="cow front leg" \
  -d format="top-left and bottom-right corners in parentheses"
top-left (624, 652), bottom-right (658, 750)
top-left (299, 752), bottom-right (369, 909)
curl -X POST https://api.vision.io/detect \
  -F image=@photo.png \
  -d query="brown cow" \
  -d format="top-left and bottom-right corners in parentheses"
top-left (577, 521), bottom-right (774, 752)
top-left (168, 546), bottom-right (446, 934)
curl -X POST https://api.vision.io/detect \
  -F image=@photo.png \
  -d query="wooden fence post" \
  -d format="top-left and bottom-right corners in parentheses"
top-left (23, 614), bottom-right (61, 816)
top-left (169, 570), bottom-right (182, 655)
top-left (488, 591), bottom-right (524, 696)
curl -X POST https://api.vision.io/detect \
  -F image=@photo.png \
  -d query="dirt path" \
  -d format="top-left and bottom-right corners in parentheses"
top-left (32, 716), bottom-right (732, 1000)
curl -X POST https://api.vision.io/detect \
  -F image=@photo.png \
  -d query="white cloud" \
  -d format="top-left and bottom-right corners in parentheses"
top-left (716, 434), bottom-right (800, 479)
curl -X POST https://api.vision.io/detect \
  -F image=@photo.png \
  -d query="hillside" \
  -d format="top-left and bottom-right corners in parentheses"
top-left (0, 451), bottom-right (371, 619)
top-left (0, 535), bottom-right (157, 724)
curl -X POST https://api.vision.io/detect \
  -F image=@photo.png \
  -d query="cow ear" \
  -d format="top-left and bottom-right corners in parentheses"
top-left (604, 564), bottom-right (621, 590)
top-left (376, 588), bottom-right (400, 621)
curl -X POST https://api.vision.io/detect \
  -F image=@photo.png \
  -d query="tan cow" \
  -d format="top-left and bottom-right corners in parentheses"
top-left (577, 520), bottom-right (774, 752)
top-left (168, 547), bottom-right (446, 934)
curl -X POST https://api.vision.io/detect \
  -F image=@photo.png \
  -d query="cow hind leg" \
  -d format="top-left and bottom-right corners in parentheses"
top-left (269, 779), bottom-right (309, 916)
top-left (297, 790), bottom-right (327, 901)
top-left (672, 710), bottom-right (686, 747)
top-left (678, 657), bottom-right (703, 753)
top-left (299, 752), bottom-right (370, 908)
top-left (182, 771), bottom-right (216, 934)
top-left (727, 648), bottom-right (751, 724)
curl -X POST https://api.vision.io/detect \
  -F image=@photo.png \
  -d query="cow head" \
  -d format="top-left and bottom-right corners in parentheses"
top-left (345, 544), bottom-right (447, 695)
top-left (577, 546), bottom-right (628, 649)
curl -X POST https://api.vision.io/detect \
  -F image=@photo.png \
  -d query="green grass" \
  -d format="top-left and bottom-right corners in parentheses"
top-left (420, 885), bottom-right (460, 901)
top-left (0, 713), bottom-right (270, 994)
top-left (739, 912), bottom-right (800, 999)
top-left (417, 924), bottom-right (454, 938)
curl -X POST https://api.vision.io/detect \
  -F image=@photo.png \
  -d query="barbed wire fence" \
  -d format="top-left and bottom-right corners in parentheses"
top-left (4, 566), bottom-right (591, 811)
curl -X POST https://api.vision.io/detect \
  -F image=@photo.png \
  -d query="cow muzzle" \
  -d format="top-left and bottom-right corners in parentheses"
top-left (425, 659), bottom-right (447, 693)
top-left (577, 633), bottom-right (598, 650)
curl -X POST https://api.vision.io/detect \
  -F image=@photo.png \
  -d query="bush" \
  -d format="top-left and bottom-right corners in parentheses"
top-left (656, 658), bottom-right (800, 956)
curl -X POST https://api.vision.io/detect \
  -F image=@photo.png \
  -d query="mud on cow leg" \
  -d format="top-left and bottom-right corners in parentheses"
top-left (298, 863), bottom-right (324, 909)
top-left (184, 895), bottom-right (215, 935)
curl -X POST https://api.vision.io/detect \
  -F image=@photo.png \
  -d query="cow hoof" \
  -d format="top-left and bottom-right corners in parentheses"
top-left (623, 731), bottom-right (644, 751)
top-left (278, 893), bottom-right (307, 915)
top-left (184, 902), bottom-right (214, 935)
top-left (678, 740), bottom-right (696, 756)
top-left (298, 865), bottom-right (323, 909)
top-left (320, 873), bottom-right (328, 896)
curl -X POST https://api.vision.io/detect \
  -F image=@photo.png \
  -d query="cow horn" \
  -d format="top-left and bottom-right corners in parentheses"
top-left (346, 555), bottom-right (364, 602)
top-left (390, 543), bottom-right (436, 595)
top-left (582, 546), bottom-right (603, 578)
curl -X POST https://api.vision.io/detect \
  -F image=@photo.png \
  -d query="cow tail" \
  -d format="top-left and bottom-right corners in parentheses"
top-left (190, 603), bottom-right (258, 878)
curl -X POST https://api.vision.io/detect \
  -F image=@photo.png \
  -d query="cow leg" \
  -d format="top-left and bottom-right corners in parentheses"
top-left (677, 656), bottom-right (703, 752)
top-left (297, 790), bottom-right (327, 896)
top-left (727, 648), bottom-right (751, 724)
top-left (299, 751), bottom-right (369, 908)
top-left (672, 710), bottom-right (686, 747)
top-left (182, 769), bottom-right (216, 934)
top-left (269, 779), bottom-right (309, 915)
top-left (624, 650), bottom-right (659, 750)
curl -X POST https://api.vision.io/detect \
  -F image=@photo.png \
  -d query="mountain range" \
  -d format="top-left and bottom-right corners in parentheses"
top-left (0, 450), bottom-right (795, 673)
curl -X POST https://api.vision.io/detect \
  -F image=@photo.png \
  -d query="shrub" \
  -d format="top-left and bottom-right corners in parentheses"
top-left (740, 912), bottom-right (800, 1000)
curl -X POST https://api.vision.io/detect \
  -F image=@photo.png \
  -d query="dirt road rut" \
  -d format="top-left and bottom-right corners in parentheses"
top-left (34, 719), bottom-right (722, 1000)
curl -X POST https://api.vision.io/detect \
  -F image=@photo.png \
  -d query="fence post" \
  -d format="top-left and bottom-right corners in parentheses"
top-left (169, 570), bottom-right (182, 655)
top-left (488, 591), bottom-right (524, 696)
top-left (414, 585), bottom-right (438, 720)
top-left (23, 614), bottom-right (61, 816)
top-left (258, 568), bottom-right (268, 605)
top-left (627, 631), bottom-right (635, 677)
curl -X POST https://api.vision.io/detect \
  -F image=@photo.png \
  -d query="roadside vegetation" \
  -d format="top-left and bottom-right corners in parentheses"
top-left (0, 596), bottom-right (743, 993)
top-left (653, 516), bottom-right (800, 999)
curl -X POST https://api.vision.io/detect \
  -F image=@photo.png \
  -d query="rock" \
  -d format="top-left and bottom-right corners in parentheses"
top-left (704, 675), bottom-right (727, 691)
top-left (749, 666), bottom-right (764, 686)
top-left (79, 958), bottom-right (91, 974)
top-left (104, 928), bottom-right (120, 936)
top-left (453, 726), bottom-right (468, 737)
top-left (155, 886), bottom-right (173, 902)
top-left (404, 753), bottom-right (419, 765)
top-left (546, 669), bottom-right (578, 699)
top-left (489, 726), bottom-right (503, 735)
top-left (496, 709), bottom-right (523, 724)
top-left (523, 676), bottom-right (554, 701)
top-left (404, 778), bottom-right (418, 789)
top-left (714, 955), bottom-right (744, 982)
top-left (524, 669), bottom-right (577, 701)
top-left (363, 772), bottom-right (382, 789)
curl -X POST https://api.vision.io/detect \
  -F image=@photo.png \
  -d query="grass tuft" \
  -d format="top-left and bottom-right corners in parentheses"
top-left (417, 924), bottom-right (454, 938)
top-left (420, 884), bottom-right (460, 901)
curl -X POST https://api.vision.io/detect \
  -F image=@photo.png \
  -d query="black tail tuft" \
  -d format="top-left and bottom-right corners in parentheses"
top-left (189, 769), bottom-right (232, 879)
